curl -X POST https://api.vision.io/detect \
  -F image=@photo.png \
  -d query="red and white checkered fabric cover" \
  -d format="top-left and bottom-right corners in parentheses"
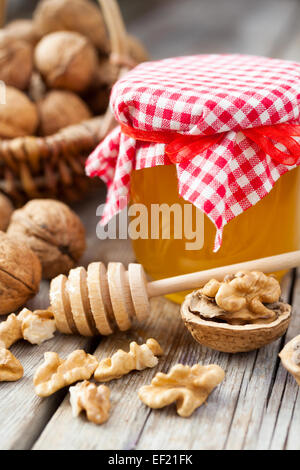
top-left (86, 54), bottom-right (300, 251)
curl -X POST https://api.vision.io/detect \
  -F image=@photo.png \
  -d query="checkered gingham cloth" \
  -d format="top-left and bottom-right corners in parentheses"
top-left (86, 54), bottom-right (300, 251)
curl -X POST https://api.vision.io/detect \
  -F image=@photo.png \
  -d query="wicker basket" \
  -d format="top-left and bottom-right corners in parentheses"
top-left (0, 0), bottom-right (133, 205)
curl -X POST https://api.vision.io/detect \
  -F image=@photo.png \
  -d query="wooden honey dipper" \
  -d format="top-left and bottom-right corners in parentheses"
top-left (49, 250), bottom-right (300, 336)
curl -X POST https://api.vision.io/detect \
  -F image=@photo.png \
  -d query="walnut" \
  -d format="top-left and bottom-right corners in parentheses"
top-left (0, 231), bottom-right (41, 316)
top-left (33, 0), bottom-right (108, 52)
top-left (279, 335), bottom-right (300, 386)
top-left (0, 313), bottom-right (22, 348)
top-left (0, 33), bottom-right (33, 90)
top-left (4, 19), bottom-right (39, 45)
top-left (0, 347), bottom-right (23, 382)
top-left (93, 60), bottom-right (119, 88)
top-left (94, 339), bottom-right (163, 382)
top-left (28, 72), bottom-right (47, 103)
top-left (0, 193), bottom-right (13, 231)
top-left (19, 308), bottom-right (56, 345)
top-left (0, 308), bottom-right (55, 348)
top-left (0, 86), bottom-right (39, 138)
top-left (7, 199), bottom-right (86, 280)
top-left (84, 86), bottom-right (110, 115)
top-left (69, 380), bottom-right (110, 425)
top-left (34, 31), bottom-right (97, 92)
top-left (138, 363), bottom-right (225, 418)
top-left (34, 350), bottom-right (98, 397)
top-left (37, 90), bottom-right (92, 136)
top-left (191, 271), bottom-right (282, 325)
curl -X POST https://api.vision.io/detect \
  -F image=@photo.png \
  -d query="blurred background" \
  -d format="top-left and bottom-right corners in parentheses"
top-left (5, 0), bottom-right (300, 61)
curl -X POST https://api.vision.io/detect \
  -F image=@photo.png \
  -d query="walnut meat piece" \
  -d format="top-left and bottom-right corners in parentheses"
top-left (69, 380), bottom-right (110, 425)
top-left (7, 199), bottom-right (86, 280)
top-left (34, 31), bottom-right (97, 92)
top-left (0, 33), bottom-right (33, 90)
top-left (34, 350), bottom-right (98, 397)
top-left (279, 335), bottom-right (300, 386)
top-left (0, 194), bottom-right (13, 231)
top-left (0, 347), bottom-right (23, 382)
top-left (19, 308), bottom-right (56, 345)
top-left (94, 339), bottom-right (163, 382)
top-left (0, 232), bottom-right (41, 316)
top-left (139, 364), bottom-right (225, 418)
top-left (37, 90), bottom-right (92, 136)
top-left (33, 0), bottom-right (108, 52)
top-left (0, 87), bottom-right (39, 139)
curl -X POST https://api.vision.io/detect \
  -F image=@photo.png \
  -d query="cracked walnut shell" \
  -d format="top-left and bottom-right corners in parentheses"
top-left (0, 231), bottom-right (41, 316)
top-left (279, 335), bottom-right (300, 386)
top-left (69, 381), bottom-right (110, 425)
top-left (7, 199), bottom-right (86, 280)
top-left (0, 347), bottom-right (23, 382)
top-left (138, 364), bottom-right (225, 418)
top-left (34, 350), bottom-right (98, 397)
top-left (94, 339), bottom-right (163, 382)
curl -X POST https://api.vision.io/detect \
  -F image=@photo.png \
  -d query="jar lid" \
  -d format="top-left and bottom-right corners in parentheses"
top-left (86, 54), bottom-right (300, 251)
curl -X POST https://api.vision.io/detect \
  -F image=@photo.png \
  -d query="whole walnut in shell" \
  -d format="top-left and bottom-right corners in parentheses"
top-left (34, 31), bottom-right (97, 92)
top-left (7, 199), bottom-right (86, 280)
top-left (0, 86), bottom-right (39, 138)
top-left (4, 19), bottom-right (39, 45)
top-left (0, 231), bottom-right (42, 316)
top-left (0, 33), bottom-right (33, 90)
top-left (37, 90), bottom-right (92, 136)
top-left (0, 193), bottom-right (13, 231)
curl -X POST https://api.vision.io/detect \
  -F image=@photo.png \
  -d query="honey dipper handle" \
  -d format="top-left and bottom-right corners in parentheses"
top-left (146, 250), bottom-right (300, 298)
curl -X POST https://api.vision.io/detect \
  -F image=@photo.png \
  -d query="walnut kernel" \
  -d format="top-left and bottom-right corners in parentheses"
top-left (34, 350), bottom-right (98, 397)
top-left (138, 363), bottom-right (225, 417)
top-left (94, 338), bottom-right (163, 382)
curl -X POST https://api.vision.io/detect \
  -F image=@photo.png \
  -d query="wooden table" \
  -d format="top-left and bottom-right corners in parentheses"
top-left (1, 0), bottom-right (300, 451)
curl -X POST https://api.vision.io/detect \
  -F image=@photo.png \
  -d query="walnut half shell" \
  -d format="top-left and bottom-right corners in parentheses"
top-left (181, 292), bottom-right (291, 353)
